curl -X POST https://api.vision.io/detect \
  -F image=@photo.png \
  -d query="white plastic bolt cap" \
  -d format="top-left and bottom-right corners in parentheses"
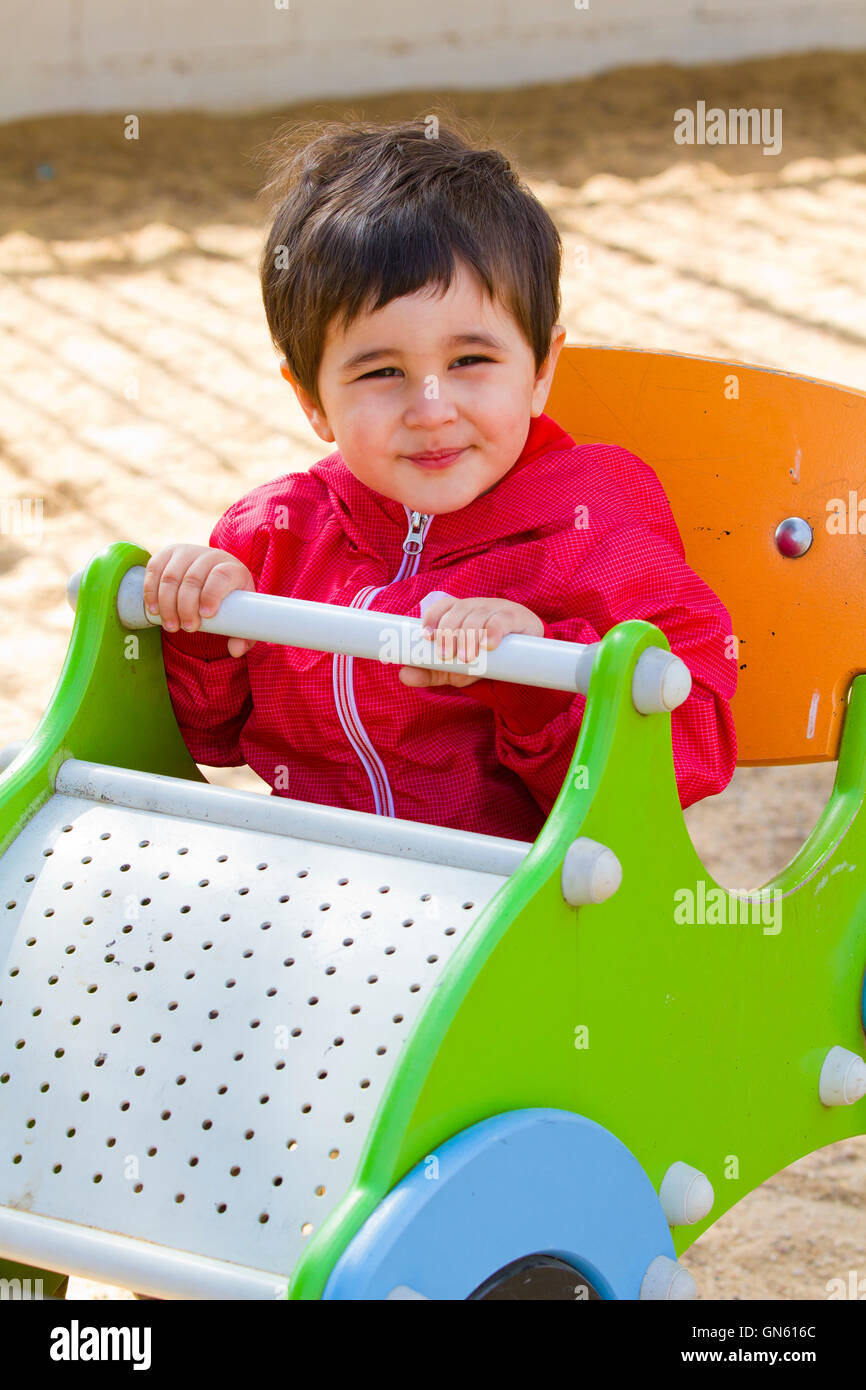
top-left (639, 1254), bottom-right (697, 1301)
top-left (660, 656), bottom-right (693, 711)
top-left (659, 1161), bottom-right (715, 1226)
top-left (561, 837), bottom-right (623, 906)
top-left (385, 1285), bottom-right (430, 1300)
top-left (632, 648), bottom-right (692, 713)
top-left (819, 1045), bottom-right (866, 1106)
top-left (66, 568), bottom-right (83, 612)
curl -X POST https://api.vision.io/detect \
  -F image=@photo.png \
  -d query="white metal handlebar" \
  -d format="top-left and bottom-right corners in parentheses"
top-left (66, 564), bottom-right (692, 713)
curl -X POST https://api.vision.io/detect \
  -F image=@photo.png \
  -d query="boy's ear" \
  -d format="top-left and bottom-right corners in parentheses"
top-left (530, 325), bottom-right (567, 417)
top-left (279, 359), bottom-right (335, 444)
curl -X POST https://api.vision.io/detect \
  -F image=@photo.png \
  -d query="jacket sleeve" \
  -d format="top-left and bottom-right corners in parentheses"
top-left (457, 522), bottom-right (738, 813)
top-left (158, 503), bottom-right (267, 767)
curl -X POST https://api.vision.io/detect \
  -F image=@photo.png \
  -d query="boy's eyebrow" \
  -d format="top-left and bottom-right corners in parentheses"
top-left (340, 332), bottom-right (506, 372)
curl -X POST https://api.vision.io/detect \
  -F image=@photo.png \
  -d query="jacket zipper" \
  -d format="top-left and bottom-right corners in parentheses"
top-left (333, 508), bottom-right (433, 816)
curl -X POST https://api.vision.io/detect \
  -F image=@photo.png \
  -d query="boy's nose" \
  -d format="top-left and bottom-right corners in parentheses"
top-left (403, 383), bottom-right (459, 427)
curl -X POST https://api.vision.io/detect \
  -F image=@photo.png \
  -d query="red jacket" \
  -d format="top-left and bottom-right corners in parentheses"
top-left (160, 412), bottom-right (737, 842)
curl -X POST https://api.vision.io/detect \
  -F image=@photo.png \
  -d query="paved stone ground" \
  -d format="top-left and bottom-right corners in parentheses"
top-left (0, 49), bottom-right (864, 1301)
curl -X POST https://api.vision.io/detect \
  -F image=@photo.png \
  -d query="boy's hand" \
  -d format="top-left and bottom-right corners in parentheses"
top-left (144, 544), bottom-right (257, 658)
top-left (398, 596), bottom-right (544, 689)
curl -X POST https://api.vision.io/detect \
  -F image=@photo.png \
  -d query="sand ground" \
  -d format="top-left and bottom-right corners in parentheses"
top-left (0, 48), bottom-right (864, 1301)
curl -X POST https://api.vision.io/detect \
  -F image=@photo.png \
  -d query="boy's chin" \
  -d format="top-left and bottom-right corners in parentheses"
top-left (402, 472), bottom-right (506, 512)
top-left (404, 486), bottom-right (491, 513)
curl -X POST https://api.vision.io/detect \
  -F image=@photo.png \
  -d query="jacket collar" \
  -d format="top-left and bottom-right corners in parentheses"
top-left (308, 412), bottom-right (577, 561)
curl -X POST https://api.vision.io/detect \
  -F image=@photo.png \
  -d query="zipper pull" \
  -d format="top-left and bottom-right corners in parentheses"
top-left (402, 510), bottom-right (431, 556)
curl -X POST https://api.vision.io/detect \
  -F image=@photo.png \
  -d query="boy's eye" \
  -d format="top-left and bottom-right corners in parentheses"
top-left (358, 356), bottom-right (492, 380)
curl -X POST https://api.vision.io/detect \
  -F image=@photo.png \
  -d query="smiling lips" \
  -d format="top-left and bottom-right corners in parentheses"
top-left (406, 448), bottom-right (465, 470)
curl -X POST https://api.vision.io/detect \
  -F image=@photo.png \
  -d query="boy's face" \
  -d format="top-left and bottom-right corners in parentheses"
top-left (285, 259), bottom-right (565, 514)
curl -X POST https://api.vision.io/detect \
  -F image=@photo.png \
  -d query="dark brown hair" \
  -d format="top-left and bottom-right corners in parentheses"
top-left (256, 115), bottom-right (562, 413)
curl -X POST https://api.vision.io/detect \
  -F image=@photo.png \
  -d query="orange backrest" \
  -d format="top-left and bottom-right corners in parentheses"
top-left (546, 345), bottom-right (866, 766)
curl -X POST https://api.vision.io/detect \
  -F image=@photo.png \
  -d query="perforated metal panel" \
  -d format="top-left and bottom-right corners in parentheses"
top-left (0, 792), bottom-right (508, 1290)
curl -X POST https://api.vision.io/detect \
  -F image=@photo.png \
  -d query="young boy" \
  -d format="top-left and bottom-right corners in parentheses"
top-left (147, 118), bottom-right (737, 843)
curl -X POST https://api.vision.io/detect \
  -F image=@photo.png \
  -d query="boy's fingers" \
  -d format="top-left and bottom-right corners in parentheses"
top-left (198, 563), bottom-right (253, 617)
top-left (419, 597), bottom-right (452, 631)
top-left (176, 571), bottom-right (210, 630)
top-left (420, 603), bottom-right (471, 650)
top-left (152, 552), bottom-right (203, 629)
top-left (401, 664), bottom-right (456, 687)
top-left (143, 554), bottom-right (171, 616)
top-left (420, 602), bottom-right (504, 663)
top-left (462, 605), bottom-right (511, 650)
top-left (179, 552), bottom-right (239, 628)
top-left (439, 626), bottom-right (483, 663)
top-left (442, 626), bottom-right (469, 662)
top-left (398, 665), bottom-right (432, 687)
top-left (227, 637), bottom-right (255, 658)
top-left (154, 569), bottom-right (183, 630)
top-left (175, 556), bottom-right (239, 628)
top-left (400, 665), bottom-right (479, 690)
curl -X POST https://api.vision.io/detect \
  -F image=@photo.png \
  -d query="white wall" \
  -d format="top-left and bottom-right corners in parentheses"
top-left (3, 0), bottom-right (866, 123)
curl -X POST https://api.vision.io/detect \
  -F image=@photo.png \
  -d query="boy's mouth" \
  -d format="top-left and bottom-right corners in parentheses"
top-left (405, 448), bottom-right (465, 470)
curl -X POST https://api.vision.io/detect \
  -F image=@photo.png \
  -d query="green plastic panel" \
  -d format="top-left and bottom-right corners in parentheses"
top-left (289, 624), bottom-right (866, 1298)
top-left (0, 543), bottom-right (204, 863)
